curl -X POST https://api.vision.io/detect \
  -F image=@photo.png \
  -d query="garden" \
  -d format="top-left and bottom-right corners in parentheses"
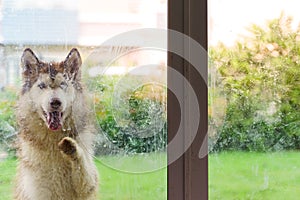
top-left (1, 14), bottom-right (300, 199)
top-left (208, 14), bottom-right (300, 199)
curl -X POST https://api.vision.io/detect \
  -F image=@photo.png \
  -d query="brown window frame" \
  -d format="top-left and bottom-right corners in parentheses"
top-left (167, 0), bottom-right (208, 200)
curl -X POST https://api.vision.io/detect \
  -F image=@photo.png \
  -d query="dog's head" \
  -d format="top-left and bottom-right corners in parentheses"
top-left (20, 48), bottom-right (82, 131)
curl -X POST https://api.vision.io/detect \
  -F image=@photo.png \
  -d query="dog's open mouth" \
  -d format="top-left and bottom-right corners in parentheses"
top-left (44, 111), bottom-right (63, 131)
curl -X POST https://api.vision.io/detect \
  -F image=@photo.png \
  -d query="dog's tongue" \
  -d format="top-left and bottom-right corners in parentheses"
top-left (47, 111), bottom-right (62, 131)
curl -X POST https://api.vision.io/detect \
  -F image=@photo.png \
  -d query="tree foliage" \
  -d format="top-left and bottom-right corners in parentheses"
top-left (210, 14), bottom-right (300, 151)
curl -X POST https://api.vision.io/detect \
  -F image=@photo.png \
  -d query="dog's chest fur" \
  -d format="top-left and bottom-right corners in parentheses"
top-left (17, 124), bottom-right (80, 199)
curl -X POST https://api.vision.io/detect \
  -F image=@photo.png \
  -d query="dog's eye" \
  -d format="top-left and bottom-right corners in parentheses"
top-left (60, 81), bottom-right (68, 90)
top-left (38, 82), bottom-right (47, 89)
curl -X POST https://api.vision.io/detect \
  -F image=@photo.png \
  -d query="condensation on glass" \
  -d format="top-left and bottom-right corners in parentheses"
top-left (209, 1), bottom-right (300, 199)
top-left (0, 0), bottom-right (167, 199)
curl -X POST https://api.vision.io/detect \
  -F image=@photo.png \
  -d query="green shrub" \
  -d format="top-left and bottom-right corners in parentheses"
top-left (0, 87), bottom-right (17, 154)
top-left (211, 14), bottom-right (300, 152)
top-left (98, 97), bottom-right (167, 154)
top-left (88, 75), bottom-right (167, 155)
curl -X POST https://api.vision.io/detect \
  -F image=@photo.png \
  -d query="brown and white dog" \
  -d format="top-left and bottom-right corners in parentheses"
top-left (14, 48), bottom-right (98, 200)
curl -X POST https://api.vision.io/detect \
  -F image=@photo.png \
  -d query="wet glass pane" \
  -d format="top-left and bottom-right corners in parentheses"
top-left (209, 0), bottom-right (300, 199)
top-left (0, 0), bottom-right (167, 199)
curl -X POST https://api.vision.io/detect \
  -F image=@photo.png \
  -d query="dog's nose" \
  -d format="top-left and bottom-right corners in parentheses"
top-left (50, 98), bottom-right (62, 109)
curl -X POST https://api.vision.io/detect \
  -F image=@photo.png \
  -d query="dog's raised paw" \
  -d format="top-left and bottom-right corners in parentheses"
top-left (58, 137), bottom-right (77, 158)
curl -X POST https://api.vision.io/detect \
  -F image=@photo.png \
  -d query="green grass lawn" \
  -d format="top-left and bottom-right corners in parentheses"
top-left (0, 158), bottom-right (15, 200)
top-left (209, 151), bottom-right (300, 200)
top-left (95, 154), bottom-right (167, 200)
top-left (0, 154), bottom-right (167, 200)
top-left (2, 151), bottom-right (300, 200)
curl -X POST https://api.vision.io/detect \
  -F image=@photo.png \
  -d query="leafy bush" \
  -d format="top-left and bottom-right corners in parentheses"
top-left (210, 14), bottom-right (300, 152)
top-left (89, 75), bottom-right (167, 155)
top-left (0, 87), bottom-right (17, 154)
top-left (0, 87), bottom-right (17, 128)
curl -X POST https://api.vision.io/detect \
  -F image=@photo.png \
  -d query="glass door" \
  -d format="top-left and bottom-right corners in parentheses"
top-left (209, 0), bottom-right (300, 199)
top-left (0, 0), bottom-right (167, 199)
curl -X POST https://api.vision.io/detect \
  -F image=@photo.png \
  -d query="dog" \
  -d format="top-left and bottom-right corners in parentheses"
top-left (14, 48), bottom-right (99, 200)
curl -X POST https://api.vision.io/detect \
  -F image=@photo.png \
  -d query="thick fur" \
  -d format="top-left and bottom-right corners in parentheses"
top-left (14, 48), bottom-right (98, 200)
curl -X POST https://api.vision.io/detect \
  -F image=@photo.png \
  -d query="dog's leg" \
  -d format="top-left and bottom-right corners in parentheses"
top-left (58, 137), bottom-right (98, 199)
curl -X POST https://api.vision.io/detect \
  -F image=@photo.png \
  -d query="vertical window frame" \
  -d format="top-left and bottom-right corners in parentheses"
top-left (168, 0), bottom-right (208, 199)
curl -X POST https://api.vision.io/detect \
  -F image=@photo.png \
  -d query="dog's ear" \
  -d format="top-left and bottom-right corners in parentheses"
top-left (21, 48), bottom-right (40, 94)
top-left (63, 48), bottom-right (82, 81)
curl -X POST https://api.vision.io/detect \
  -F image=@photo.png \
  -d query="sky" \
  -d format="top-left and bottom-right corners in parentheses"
top-left (209, 0), bottom-right (300, 46)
